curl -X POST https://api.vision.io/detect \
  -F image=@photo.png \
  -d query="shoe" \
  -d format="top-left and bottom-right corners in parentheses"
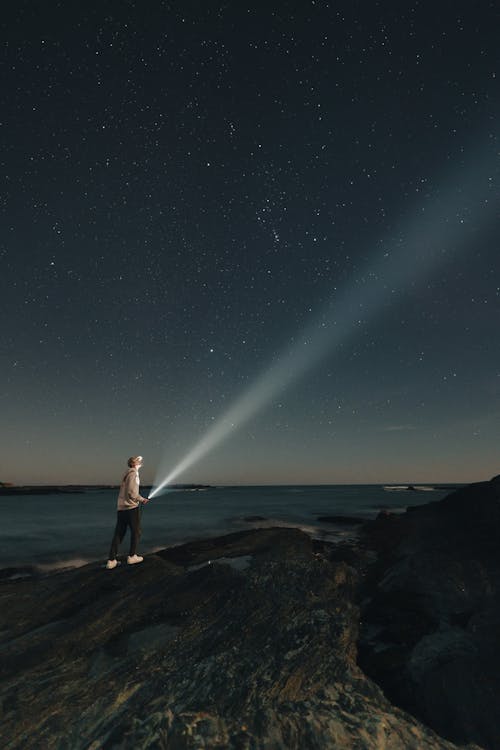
top-left (106, 559), bottom-right (120, 570)
top-left (127, 554), bottom-right (143, 565)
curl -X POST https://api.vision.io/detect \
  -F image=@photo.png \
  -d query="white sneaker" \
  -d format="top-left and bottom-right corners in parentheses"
top-left (106, 559), bottom-right (120, 570)
top-left (127, 554), bottom-right (144, 565)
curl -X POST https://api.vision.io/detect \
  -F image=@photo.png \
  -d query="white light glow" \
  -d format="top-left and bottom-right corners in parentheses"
top-left (150, 148), bottom-right (495, 498)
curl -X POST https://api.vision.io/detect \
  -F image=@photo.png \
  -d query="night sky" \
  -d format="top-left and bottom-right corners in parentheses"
top-left (2, 2), bottom-right (499, 486)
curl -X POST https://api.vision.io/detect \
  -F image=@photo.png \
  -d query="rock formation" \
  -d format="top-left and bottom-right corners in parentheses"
top-left (358, 477), bottom-right (500, 750)
top-left (0, 502), bottom-right (493, 749)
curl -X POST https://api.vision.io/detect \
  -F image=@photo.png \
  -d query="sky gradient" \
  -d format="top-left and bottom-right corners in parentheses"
top-left (2, 2), bottom-right (499, 486)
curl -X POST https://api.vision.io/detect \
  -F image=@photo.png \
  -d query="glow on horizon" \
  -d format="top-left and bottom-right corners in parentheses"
top-left (149, 146), bottom-right (495, 498)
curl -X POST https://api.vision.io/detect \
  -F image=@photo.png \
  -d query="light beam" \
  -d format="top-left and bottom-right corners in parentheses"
top-left (150, 146), bottom-right (496, 498)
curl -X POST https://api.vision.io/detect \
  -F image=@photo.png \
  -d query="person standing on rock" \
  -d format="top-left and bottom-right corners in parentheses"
top-left (106, 456), bottom-right (149, 569)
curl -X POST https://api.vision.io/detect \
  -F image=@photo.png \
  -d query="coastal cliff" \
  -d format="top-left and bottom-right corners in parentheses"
top-left (2, 480), bottom-right (499, 749)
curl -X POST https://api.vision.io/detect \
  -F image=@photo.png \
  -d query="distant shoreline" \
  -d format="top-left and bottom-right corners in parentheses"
top-left (0, 482), bottom-right (462, 497)
top-left (0, 484), bottom-right (213, 496)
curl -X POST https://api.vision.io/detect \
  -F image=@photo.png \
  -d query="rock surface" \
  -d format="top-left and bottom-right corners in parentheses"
top-left (316, 514), bottom-right (366, 525)
top-left (358, 477), bottom-right (500, 750)
top-left (0, 524), bottom-right (482, 749)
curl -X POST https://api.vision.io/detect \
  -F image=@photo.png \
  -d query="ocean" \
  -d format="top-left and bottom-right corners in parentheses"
top-left (1, 484), bottom-right (455, 570)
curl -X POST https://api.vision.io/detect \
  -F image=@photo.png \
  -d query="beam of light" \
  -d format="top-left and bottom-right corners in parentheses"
top-left (149, 145), bottom-right (496, 498)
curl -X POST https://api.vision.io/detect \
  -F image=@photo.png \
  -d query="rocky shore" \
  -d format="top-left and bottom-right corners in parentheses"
top-left (1, 478), bottom-right (498, 749)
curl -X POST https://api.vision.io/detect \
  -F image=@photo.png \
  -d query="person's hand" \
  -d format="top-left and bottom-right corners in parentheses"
top-left (142, 497), bottom-right (150, 504)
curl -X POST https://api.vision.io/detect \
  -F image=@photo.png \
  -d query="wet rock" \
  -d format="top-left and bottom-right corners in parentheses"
top-left (155, 526), bottom-right (313, 566)
top-left (316, 515), bottom-right (366, 525)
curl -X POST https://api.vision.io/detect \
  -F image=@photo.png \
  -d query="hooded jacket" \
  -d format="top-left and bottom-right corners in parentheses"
top-left (117, 467), bottom-right (143, 510)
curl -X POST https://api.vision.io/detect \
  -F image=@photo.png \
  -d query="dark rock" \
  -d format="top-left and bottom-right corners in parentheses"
top-left (0, 528), bottom-right (475, 750)
top-left (0, 565), bottom-right (38, 581)
top-left (155, 526), bottom-right (313, 566)
top-left (316, 514), bottom-right (365, 525)
top-left (358, 477), bottom-right (500, 750)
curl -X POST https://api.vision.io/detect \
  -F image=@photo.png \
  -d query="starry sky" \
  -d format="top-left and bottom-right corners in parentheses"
top-left (2, 1), bottom-right (499, 486)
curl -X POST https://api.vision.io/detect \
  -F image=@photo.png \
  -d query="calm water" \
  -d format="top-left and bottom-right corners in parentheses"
top-left (1, 484), bottom-right (456, 569)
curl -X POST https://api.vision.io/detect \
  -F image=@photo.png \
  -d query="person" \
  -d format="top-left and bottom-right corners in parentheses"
top-left (106, 455), bottom-right (149, 569)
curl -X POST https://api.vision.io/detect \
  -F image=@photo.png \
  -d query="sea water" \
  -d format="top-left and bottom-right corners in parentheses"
top-left (0, 484), bottom-right (455, 570)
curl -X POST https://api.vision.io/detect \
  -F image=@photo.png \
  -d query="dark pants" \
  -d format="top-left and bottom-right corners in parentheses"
top-left (109, 507), bottom-right (141, 559)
